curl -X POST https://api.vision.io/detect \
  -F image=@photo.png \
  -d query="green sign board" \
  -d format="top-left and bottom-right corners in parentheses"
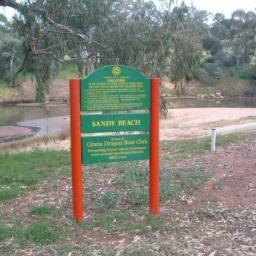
top-left (82, 134), bottom-right (150, 164)
top-left (81, 65), bottom-right (150, 112)
top-left (81, 113), bottom-right (150, 133)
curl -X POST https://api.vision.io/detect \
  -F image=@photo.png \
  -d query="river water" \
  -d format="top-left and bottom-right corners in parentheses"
top-left (0, 104), bottom-right (69, 126)
top-left (0, 98), bottom-right (255, 126)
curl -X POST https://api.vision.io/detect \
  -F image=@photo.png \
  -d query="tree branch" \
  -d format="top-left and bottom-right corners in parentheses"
top-left (11, 50), bottom-right (29, 87)
top-left (0, 0), bottom-right (107, 48)
top-left (31, 48), bottom-right (64, 63)
top-left (44, 17), bottom-right (107, 48)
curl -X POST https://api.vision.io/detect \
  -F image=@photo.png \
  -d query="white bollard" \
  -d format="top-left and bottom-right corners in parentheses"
top-left (211, 128), bottom-right (217, 151)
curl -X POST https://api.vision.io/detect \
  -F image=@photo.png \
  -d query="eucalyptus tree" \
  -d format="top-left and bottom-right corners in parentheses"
top-left (210, 10), bottom-right (256, 67)
top-left (0, 13), bottom-right (23, 85)
top-left (0, 0), bottom-right (120, 100)
top-left (0, 0), bottom-right (169, 100)
top-left (230, 10), bottom-right (256, 66)
top-left (163, 3), bottom-right (203, 94)
top-left (96, 0), bottom-right (168, 76)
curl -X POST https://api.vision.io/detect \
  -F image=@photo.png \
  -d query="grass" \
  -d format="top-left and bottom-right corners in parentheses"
top-left (0, 221), bottom-right (12, 240)
top-left (81, 160), bottom-right (209, 236)
top-left (0, 150), bottom-right (70, 200)
top-left (84, 209), bottom-right (165, 235)
top-left (0, 219), bottom-right (61, 245)
top-left (161, 131), bottom-right (254, 160)
top-left (23, 220), bottom-right (59, 244)
top-left (94, 191), bottom-right (119, 211)
top-left (0, 131), bottom-right (255, 254)
top-left (99, 210), bottom-right (131, 234)
top-left (161, 167), bottom-right (209, 201)
top-left (30, 204), bottom-right (56, 216)
top-left (206, 116), bottom-right (256, 128)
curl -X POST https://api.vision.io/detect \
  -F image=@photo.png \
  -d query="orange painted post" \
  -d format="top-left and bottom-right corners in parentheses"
top-left (149, 77), bottom-right (160, 214)
top-left (69, 79), bottom-right (84, 222)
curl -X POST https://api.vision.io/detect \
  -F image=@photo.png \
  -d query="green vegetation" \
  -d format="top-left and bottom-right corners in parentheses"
top-left (0, 131), bottom-right (255, 254)
top-left (0, 150), bottom-right (69, 200)
top-left (30, 205), bottom-right (56, 216)
top-left (161, 131), bottom-right (252, 161)
top-left (0, 132), bottom-right (251, 203)
top-left (0, 1), bottom-right (255, 101)
top-left (23, 220), bottom-right (59, 244)
top-left (94, 191), bottom-right (119, 211)
top-left (58, 62), bottom-right (79, 79)
top-left (0, 79), bottom-right (7, 89)
top-left (0, 219), bottom-right (61, 245)
top-left (0, 221), bottom-right (12, 240)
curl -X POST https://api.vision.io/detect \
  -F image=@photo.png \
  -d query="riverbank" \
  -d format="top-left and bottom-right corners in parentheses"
top-left (0, 67), bottom-right (255, 105)
top-left (1, 108), bottom-right (256, 152)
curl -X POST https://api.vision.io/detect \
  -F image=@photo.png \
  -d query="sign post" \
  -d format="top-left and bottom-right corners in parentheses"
top-left (149, 78), bottom-right (160, 214)
top-left (69, 79), bottom-right (84, 222)
top-left (69, 65), bottom-right (160, 222)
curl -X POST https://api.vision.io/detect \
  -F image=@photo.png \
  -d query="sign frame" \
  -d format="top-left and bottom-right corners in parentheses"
top-left (69, 66), bottom-right (160, 222)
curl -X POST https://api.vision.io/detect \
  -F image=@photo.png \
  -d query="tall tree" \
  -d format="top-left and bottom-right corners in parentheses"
top-left (0, 13), bottom-right (23, 85)
top-left (164, 3), bottom-right (203, 94)
top-left (0, 0), bottom-right (169, 100)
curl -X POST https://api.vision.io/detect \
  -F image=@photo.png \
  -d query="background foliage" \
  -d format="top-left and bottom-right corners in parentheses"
top-left (0, 0), bottom-right (255, 100)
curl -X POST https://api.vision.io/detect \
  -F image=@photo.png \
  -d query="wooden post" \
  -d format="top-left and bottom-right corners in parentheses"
top-left (149, 77), bottom-right (160, 214)
top-left (69, 79), bottom-right (84, 222)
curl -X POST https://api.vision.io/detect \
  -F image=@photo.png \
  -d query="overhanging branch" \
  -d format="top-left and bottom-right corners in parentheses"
top-left (0, 0), bottom-right (106, 48)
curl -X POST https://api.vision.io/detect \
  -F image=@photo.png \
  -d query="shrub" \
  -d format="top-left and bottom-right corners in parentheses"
top-left (244, 87), bottom-right (256, 97)
top-left (193, 67), bottom-right (216, 85)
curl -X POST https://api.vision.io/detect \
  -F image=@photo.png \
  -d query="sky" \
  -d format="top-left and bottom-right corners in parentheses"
top-left (0, 0), bottom-right (256, 20)
top-left (0, 6), bottom-right (16, 20)
top-left (177, 0), bottom-right (256, 18)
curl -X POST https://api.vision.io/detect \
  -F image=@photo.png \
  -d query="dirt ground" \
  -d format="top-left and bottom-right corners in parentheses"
top-left (171, 140), bottom-right (256, 211)
top-left (1, 108), bottom-right (256, 255)
top-left (1, 134), bottom-right (256, 255)
top-left (160, 108), bottom-right (256, 140)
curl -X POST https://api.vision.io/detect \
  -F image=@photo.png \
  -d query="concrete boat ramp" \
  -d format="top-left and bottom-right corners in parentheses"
top-left (17, 115), bottom-right (70, 137)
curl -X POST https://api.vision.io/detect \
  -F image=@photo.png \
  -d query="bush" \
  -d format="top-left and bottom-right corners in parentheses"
top-left (239, 66), bottom-right (252, 80)
top-left (244, 87), bottom-right (256, 97)
top-left (231, 65), bottom-right (256, 82)
top-left (249, 65), bottom-right (256, 80)
top-left (193, 67), bottom-right (216, 85)
top-left (204, 63), bottom-right (223, 79)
